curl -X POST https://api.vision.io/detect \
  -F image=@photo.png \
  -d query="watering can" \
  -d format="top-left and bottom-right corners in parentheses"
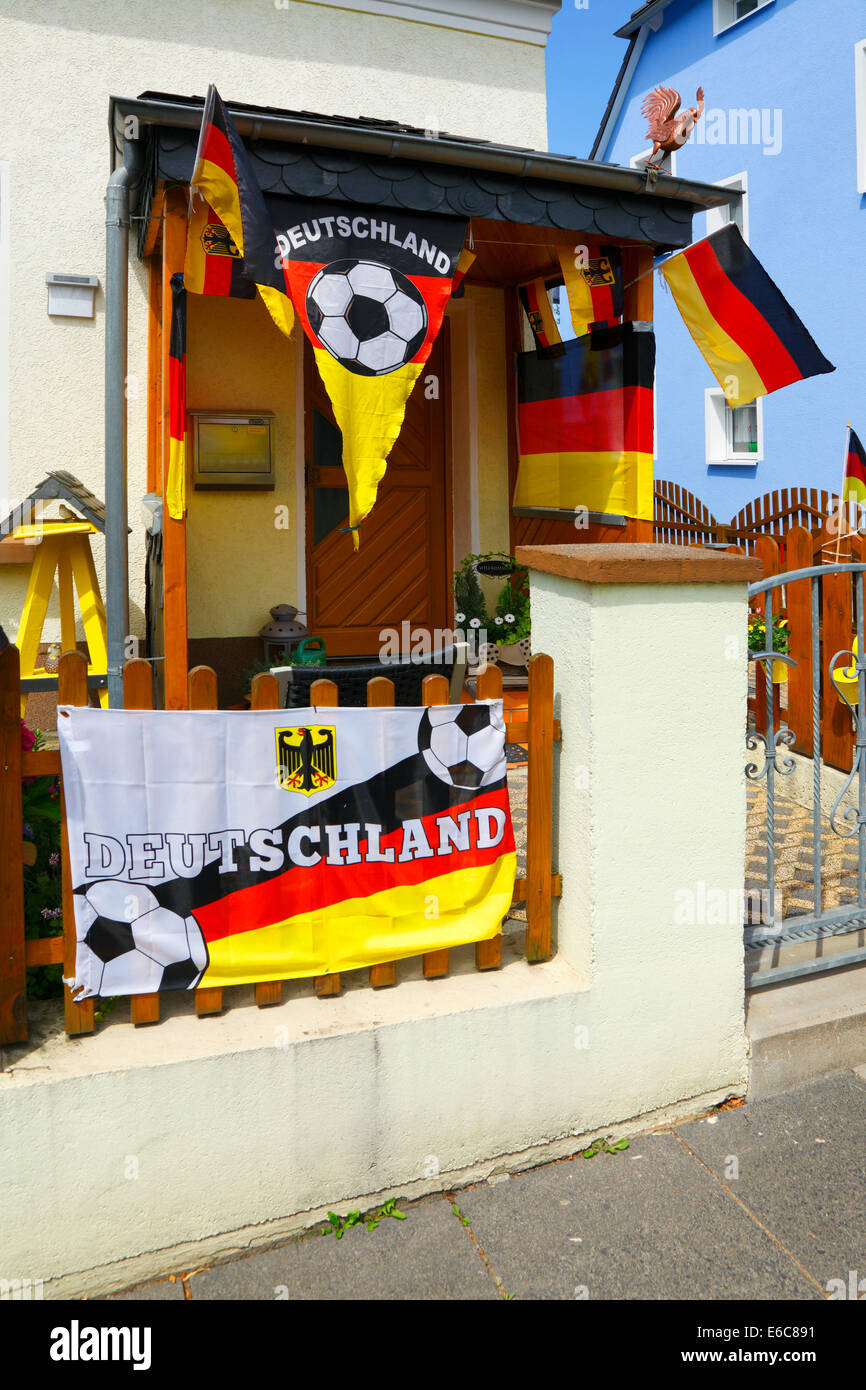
top-left (293, 637), bottom-right (327, 667)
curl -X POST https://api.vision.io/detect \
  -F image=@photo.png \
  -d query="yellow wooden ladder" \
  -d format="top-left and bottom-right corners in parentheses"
top-left (13, 520), bottom-right (108, 716)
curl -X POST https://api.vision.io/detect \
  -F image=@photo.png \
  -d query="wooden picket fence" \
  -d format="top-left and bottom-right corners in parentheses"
top-left (655, 481), bottom-right (840, 551)
top-left (0, 646), bottom-right (560, 1043)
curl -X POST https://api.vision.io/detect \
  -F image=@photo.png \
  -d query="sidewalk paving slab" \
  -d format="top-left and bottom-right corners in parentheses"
top-left (674, 1071), bottom-right (866, 1292)
top-left (454, 1132), bottom-right (820, 1300)
top-left (108, 1278), bottom-right (186, 1301)
top-left (185, 1195), bottom-right (497, 1301)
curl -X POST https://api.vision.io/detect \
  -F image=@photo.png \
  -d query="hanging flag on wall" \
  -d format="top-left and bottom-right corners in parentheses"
top-left (556, 244), bottom-right (623, 338)
top-left (184, 195), bottom-right (255, 299)
top-left (190, 85), bottom-right (294, 338)
top-left (269, 196), bottom-right (468, 546)
top-left (513, 322), bottom-right (655, 522)
top-left (58, 703), bottom-right (515, 995)
top-left (660, 224), bottom-right (834, 407)
top-left (519, 278), bottom-right (563, 353)
top-left (842, 427), bottom-right (866, 506)
top-left (166, 273), bottom-right (187, 522)
top-left (452, 244), bottom-right (476, 296)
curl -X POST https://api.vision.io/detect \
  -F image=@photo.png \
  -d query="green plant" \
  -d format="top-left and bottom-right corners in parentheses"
top-left (322, 1198), bottom-right (407, 1238)
top-left (452, 1201), bottom-right (471, 1227)
top-left (242, 654), bottom-right (289, 692)
top-left (452, 553), bottom-right (530, 645)
top-left (580, 1136), bottom-right (630, 1159)
top-left (748, 614), bottom-right (789, 655)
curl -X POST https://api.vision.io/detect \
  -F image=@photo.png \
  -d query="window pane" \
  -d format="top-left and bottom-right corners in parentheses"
top-left (736, 0), bottom-right (760, 17)
top-left (730, 403), bottom-right (758, 453)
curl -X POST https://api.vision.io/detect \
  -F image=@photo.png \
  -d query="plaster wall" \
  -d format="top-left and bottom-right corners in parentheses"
top-left (0, 0), bottom-right (547, 642)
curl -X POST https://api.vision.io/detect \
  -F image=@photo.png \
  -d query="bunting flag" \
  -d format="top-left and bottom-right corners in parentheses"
top-left (842, 427), bottom-right (866, 506)
top-left (58, 703), bottom-right (515, 995)
top-left (184, 195), bottom-right (255, 299)
top-left (513, 322), bottom-right (655, 522)
top-left (190, 85), bottom-right (294, 338)
top-left (519, 278), bottom-right (563, 353)
top-left (451, 245), bottom-right (476, 296)
top-left (556, 244), bottom-right (623, 338)
top-left (660, 224), bottom-right (834, 407)
top-left (269, 197), bottom-right (467, 546)
top-left (166, 274), bottom-right (187, 522)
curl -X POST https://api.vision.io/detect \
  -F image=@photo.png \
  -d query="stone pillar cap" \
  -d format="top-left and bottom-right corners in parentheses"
top-left (516, 543), bottom-right (763, 585)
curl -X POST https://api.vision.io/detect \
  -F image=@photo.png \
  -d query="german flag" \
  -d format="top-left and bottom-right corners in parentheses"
top-left (190, 85), bottom-right (293, 338)
top-left (556, 244), bottom-right (623, 337)
top-left (519, 277), bottom-right (563, 353)
top-left (661, 224), bottom-right (834, 407)
top-left (451, 244), bottom-right (476, 297)
top-left (166, 273), bottom-right (187, 521)
top-left (184, 195), bottom-right (255, 299)
top-left (514, 322), bottom-right (655, 521)
top-left (842, 428), bottom-right (866, 506)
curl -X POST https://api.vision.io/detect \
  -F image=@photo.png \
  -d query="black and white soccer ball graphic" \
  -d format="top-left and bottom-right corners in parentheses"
top-left (74, 880), bottom-right (208, 996)
top-left (418, 704), bottom-right (505, 791)
top-left (306, 259), bottom-right (428, 376)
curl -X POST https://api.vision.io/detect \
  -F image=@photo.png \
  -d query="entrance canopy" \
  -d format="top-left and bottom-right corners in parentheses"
top-left (113, 91), bottom-right (739, 278)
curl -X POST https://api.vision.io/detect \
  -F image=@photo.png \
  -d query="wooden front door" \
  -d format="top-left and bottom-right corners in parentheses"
top-left (304, 331), bottom-right (450, 657)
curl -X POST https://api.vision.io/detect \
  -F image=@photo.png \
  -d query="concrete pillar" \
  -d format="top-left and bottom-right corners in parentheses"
top-left (518, 543), bottom-right (762, 1095)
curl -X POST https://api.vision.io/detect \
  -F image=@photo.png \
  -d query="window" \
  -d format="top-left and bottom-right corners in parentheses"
top-left (630, 146), bottom-right (676, 176)
top-left (856, 40), bottom-right (866, 194)
top-left (705, 389), bottom-right (763, 466)
top-left (706, 172), bottom-right (749, 241)
top-left (713, 0), bottom-right (774, 36)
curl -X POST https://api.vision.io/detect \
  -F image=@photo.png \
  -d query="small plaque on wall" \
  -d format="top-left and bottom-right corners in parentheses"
top-left (190, 411), bottom-right (275, 490)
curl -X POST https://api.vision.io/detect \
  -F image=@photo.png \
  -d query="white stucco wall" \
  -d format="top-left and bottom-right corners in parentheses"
top-left (0, 0), bottom-right (550, 641)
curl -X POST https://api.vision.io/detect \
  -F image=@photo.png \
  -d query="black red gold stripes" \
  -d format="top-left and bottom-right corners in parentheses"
top-left (662, 224), bottom-right (834, 407)
top-left (166, 273), bottom-right (187, 521)
top-left (843, 428), bottom-right (866, 505)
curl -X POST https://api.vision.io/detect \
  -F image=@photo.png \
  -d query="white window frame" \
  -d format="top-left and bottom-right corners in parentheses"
top-left (856, 39), bottom-right (866, 194)
top-left (713, 0), bottom-right (775, 37)
top-left (630, 145), bottom-right (677, 177)
top-left (0, 162), bottom-right (8, 506)
top-left (705, 388), bottom-right (763, 466)
top-left (706, 170), bottom-right (749, 242)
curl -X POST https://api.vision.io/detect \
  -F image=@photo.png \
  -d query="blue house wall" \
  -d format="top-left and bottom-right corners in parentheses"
top-left (597, 0), bottom-right (865, 523)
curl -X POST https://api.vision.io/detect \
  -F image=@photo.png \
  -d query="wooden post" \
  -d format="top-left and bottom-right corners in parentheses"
top-left (311, 677), bottom-right (341, 997)
top-left (784, 525), bottom-right (814, 756)
top-left (367, 675), bottom-right (398, 990)
top-left (525, 652), bottom-right (554, 962)
top-left (475, 662), bottom-right (503, 971)
top-left (58, 651), bottom-right (96, 1036)
top-left (189, 665), bottom-right (223, 1015)
top-left (161, 187), bottom-right (189, 711)
top-left (0, 644), bottom-right (27, 1043)
top-left (146, 256), bottom-right (163, 496)
top-left (422, 672), bottom-right (451, 979)
top-left (124, 659), bottom-right (161, 1025)
top-left (251, 672), bottom-right (284, 1008)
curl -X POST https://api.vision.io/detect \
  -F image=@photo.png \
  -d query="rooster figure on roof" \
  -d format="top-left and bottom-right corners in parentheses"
top-left (640, 84), bottom-right (705, 171)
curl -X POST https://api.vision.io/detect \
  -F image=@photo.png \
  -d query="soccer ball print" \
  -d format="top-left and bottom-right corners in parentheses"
top-left (418, 704), bottom-right (505, 791)
top-left (73, 879), bottom-right (208, 998)
top-left (306, 258), bottom-right (428, 376)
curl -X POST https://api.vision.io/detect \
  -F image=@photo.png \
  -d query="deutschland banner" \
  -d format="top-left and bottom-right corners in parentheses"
top-left (166, 274), bottom-right (187, 522)
top-left (58, 704), bottom-right (516, 995)
top-left (190, 85), bottom-right (294, 339)
top-left (519, 277), bottom-right (563, 354)
top-left (661, 224), bottom-right (834, 407)
top-left (269, 195), bottom-right (467, 545)
top-left (184, 195), bottom-right (255, 299)
top-left (514, 321), bottom-right (655, 522)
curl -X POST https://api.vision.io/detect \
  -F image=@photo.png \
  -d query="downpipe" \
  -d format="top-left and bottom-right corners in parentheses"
top-left (104, 137), bottom-right (143, 708)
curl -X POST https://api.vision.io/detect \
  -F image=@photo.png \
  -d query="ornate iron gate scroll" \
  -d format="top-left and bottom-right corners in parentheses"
top-left (746, 562), bottom-right (866, 989)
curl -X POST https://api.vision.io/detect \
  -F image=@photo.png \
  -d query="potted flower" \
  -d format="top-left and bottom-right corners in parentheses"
top-left (748, 613), bottom-right (790, 683)
top-left (452, 553), bottom-right (531, 668)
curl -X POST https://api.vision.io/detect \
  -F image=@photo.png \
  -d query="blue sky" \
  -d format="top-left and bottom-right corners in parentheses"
top-left (546, 2), bottom-right (629, 159)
